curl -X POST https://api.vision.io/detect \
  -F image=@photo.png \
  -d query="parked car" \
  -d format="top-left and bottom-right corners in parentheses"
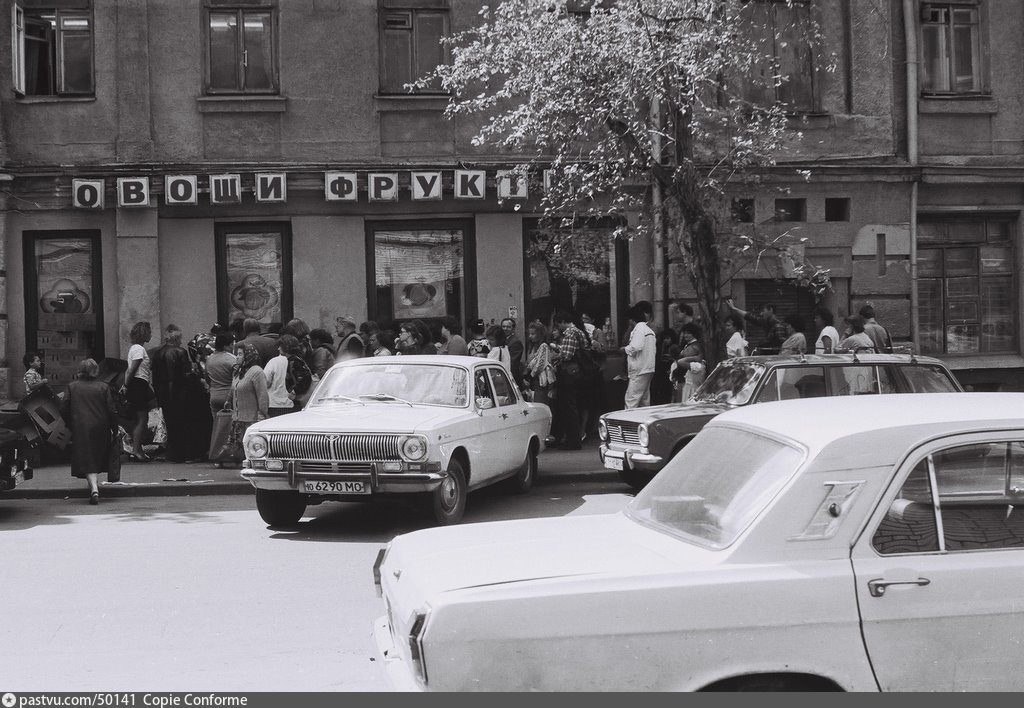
top-left (240, 355), bottom-right (551, 526)
top-left (599, 353), bottom-right (963, 490)
top-left (373, 393), bottom-right (1024, 691)
top-left (0, 427), bottom-right (32, 492)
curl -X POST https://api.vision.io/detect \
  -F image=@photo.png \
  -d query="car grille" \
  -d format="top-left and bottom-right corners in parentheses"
top-left (606, 421), bottom-right (640, 446)
top-left (268, 433), bottom-right (402, 461)
top-left (296, 461), bottom-right (375, 473)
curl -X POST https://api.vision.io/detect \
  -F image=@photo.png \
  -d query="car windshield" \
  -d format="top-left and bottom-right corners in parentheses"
top-left (626, 426), bottom-right (804, 549)
top-left (309, 363), bottom-right (469, 408)
top-left (690, 363), bottom-right (765, 405)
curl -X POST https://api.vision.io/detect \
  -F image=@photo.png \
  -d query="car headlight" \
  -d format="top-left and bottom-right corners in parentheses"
top-left (637, 424), bottom-right (649, 448)
top-left (400, 435), bottom-right (428, 462)
top-left (597, 418), bottom-right (608, 441)
top-left (245, 434), bottom-right (269, 459)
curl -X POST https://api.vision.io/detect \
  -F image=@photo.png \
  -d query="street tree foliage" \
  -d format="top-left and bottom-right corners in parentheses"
top-left (418, 0), bottom-right (835, 365)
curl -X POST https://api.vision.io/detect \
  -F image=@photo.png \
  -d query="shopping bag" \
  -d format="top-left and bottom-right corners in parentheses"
top-left (209, 408), bottom-right (241, 463)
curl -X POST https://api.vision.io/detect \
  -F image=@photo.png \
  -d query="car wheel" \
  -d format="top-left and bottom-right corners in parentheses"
top-left (255, 488), bottom-right (307, 526)
top-left (619, 468), bottom-right (653, 492)
top-left (510, 442), bottom-right (538, 494)
top-left (430, 457), bottom-right (467, 525)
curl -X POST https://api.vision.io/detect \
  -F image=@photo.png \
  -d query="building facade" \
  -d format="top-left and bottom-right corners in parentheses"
top-left (1, 0), bottom-right (1021, 396)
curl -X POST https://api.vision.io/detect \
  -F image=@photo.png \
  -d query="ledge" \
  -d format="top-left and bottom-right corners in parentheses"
top-left (14, 95), bottom-right (95, 104)
top-left (196, 95), bottom-right (287, 113)
top-left (373, 94), bottom-right (451, 112)
top-left (941, 354), bottom-right (1024, 370)
top-left (919, 96), bottom-right (999, 114)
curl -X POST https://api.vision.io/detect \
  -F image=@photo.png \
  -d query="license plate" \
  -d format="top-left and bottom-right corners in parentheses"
top-left (604, 456), bottom-right (624, 471)
top-left (302, 480), bottom-right (370, 494)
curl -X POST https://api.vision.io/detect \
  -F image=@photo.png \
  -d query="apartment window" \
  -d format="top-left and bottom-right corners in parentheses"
top-left (920, 3), bottom-right (983, 94)
top-left (380, 2), bottom-right (448, 94)
top-left (917, 216), bottom-right (1015, 356)
top-left (774, 198), bottom-right (806, 222)
top-left (743, 0), bottom-right (819, 112)
top-left (206, 7), bottom-right (277, 94)
top-left (825, 198), bottom-right (851, 222)
top-left (12, 5), bottom-right (93, 96)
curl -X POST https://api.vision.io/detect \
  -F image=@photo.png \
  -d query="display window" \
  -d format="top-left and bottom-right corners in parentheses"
top-left (215, 222), bottom-right (293, 328)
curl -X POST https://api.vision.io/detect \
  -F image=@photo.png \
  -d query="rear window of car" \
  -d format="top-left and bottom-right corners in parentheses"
top-left (899, 365), bottom-right (961, 393)
top-left (627, 426), bottom-right (804, 549)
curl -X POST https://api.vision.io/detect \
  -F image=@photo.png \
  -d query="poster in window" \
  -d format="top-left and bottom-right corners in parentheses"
top-left (375, 230), bottom-right (463, 321)
top-left (224, 232), bottom-right (284, 325)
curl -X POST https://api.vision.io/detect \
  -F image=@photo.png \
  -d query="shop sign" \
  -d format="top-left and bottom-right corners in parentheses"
top-left (72, 179), bottom-right (104, 209)
top-left (369, 173), bottom-right (399, 201)
top-left (165, 175), bottom-right (198, 205)
top-left (454, 170), bottom-right (486, 199)
top-left (117, 177), bottom-right (150, 207)
top-left (325, 172), bottom-right (358, 201)
top-left (255, 173), bottom-right (287, 203)
top-left (411, 172), bottom-right (443, 200)
top-left (497, 170), bottom-right (528, 199)
top-left (210, 174), bottom-right (242, 204)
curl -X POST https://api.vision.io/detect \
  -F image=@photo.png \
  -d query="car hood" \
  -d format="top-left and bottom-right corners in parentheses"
top-left (382, 512), bottom-right (715, 608)
top-left (603, 401), bottom-right (732, 424)
top-left (247, 403), bottom-right (466, 434)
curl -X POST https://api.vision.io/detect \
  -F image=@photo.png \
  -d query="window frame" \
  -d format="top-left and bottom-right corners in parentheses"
top-left (743, 0), bottom-right (821, 114)
top-left (214, 221), bottom-right (294, 327)
top-left (378, 1), bottom-right (450, 95)
top-left (918, 1), bottom-right (987, 96)
top-left (203, 4), bottom-right (279, 95)
top-left (12, 3), bottom-right (95, 98)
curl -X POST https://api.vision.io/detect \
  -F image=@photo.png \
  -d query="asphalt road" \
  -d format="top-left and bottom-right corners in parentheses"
top-left (0, 481), bottom-right (632, 692)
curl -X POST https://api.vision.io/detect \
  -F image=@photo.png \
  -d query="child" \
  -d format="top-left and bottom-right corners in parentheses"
top-left (22, 351), bottom-right (48, 395)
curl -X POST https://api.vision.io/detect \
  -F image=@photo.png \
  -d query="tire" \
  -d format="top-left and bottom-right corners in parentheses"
top-left (255, 488), bottom-right (307, 526)
top-left (510, 442), bottom-right (538, 494)
top-left (430, 457), bottom-right (467, 525)
top-left (619, 467), bottom-right (653, 492)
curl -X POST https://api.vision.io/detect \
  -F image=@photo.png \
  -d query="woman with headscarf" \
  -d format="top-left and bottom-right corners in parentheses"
top-left (61, 358), bottom-right (117, 505)
top-left (231, 343), bottom-right (269, 442)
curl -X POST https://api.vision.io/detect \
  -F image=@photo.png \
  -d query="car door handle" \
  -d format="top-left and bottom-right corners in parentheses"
top-left (500, 413), bottom-right (509, 420)
top-left (867, 577), bottom-right (930, 597)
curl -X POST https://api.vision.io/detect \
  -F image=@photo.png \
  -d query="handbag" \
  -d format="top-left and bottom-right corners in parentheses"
top-left (208, 406), bottom-right (238, 462)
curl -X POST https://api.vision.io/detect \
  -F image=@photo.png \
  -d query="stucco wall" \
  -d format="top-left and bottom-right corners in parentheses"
top-left (475, 214), bottom-right (524, 325)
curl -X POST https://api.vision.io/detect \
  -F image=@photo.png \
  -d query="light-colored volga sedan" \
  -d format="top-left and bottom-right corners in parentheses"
top-left (374, 393), bottom-right (1024, 691)
top-left (240, 355), bottom-right (551, 526)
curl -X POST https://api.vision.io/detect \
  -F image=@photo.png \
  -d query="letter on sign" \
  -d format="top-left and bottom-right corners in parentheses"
top-left (325, 172), bottom-right (358, 201)
top-left (256, 173), bottom-right (287, 203)
top-left (72, 179), bottom-right (104, 209)
top-left (369, 173), bottom-right (399, 201)
top-left (412, 172), bottom-right (442, 200)
top-left (164, 176), bottom-right (197, 205)
top-left (455, 170), bottom-right (485, 199)
top-left (210, 174), bottom-right (242, 204)
top-left (497, 170), bottom-right (528, 199)
top-left (117, 177), bottom-right (150, 208)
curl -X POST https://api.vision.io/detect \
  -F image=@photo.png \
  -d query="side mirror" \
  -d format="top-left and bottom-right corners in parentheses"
top-left (476, 397), bottom-right (495, 411)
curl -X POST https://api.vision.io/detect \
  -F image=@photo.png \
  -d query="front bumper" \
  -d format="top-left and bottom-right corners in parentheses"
top-left (598, 444), bottom-right (664, 473)
top-left (373, 614), bottom-right (425, 692)
top-left (240, 459), bottom-right (445, 494)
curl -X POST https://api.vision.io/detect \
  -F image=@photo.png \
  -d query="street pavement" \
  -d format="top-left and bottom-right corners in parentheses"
top-left (5, 439), bottom-right (620, 500)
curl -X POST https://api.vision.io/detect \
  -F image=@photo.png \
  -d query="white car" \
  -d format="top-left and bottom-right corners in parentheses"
top-left (374, 393), bottom-right (1024, 691)
top-left (240, 355), bottom-right (551, 526)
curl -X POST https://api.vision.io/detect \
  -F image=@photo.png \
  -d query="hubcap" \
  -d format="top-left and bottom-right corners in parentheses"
top-left (440, 473), bottom-right (459, 511)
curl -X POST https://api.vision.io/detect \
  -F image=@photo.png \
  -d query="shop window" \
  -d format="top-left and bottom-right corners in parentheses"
top-left (523, 219), bottom-right (627, 336)
top-left (205, 6), bottom-right (277, 94)
top-left (367, 220), bottom-right (474, 332)
top-left (215, 223), bottom-right (293, 327)
top-left (920, 3), bottom-right (984, 95)
top-left (741, 0), bottom-right (819, 112)
top-left (380, 1), bottom-right (449, 94)
top-left (825, 198), bottom-right (850, 222)
top-left (12, 5), bottom-right (94, 96)
top-left (24, 231), bottom-right (104, 393)
top-left (917, 216), bottom-right (1015, 356)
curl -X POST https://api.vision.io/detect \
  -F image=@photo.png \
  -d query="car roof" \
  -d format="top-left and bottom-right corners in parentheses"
top-left (332, 355), bottom-right (487, 367)
top-left (714, 393), bottom-right (1024, 454)
top-left (726, 353), bottom-right (950, 367)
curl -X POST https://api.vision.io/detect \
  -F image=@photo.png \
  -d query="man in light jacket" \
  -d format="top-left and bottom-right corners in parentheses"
top-left (622, 303), bottom-right (657, 408)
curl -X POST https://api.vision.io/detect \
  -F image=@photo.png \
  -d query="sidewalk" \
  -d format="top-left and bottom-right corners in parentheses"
top-left (4, 442), bottom-right (619, 500)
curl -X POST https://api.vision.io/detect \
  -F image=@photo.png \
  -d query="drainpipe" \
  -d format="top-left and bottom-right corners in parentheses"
top-left (903, 0), bottom-right (920, 351)
top-left (650, 96), bottom-right (667, 331)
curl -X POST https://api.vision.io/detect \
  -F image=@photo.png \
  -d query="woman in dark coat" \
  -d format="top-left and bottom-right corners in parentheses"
top-left (61, 358), bottom-right (117, 505)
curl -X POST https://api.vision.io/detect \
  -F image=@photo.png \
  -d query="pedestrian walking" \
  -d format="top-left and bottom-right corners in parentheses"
top-left (61, 358), bottom-right (117, 505)
top-left (859, 304), bottom-right (893, 353)
top-left (813, 307), bottom-right (840, 354)
top-left (119, 320), bottom-right (157, 463)
top-left (438, 317), bottom-right (469, 355)
top-left (622, 303), bottom-right (657, 409)
top-left (724, 313), bottom-right (749, 358)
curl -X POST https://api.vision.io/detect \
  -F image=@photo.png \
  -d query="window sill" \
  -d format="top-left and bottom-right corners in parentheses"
top-left (940, 354), bottom-right (1024, 370)
top-left (14, 95), bottom-right (96, 104)
top-left (196, 95), bottom-right (287, 113)
top-left (919, 96), bottom-right (998, 114)
top-left (374, 94), bottom-right (451, 112)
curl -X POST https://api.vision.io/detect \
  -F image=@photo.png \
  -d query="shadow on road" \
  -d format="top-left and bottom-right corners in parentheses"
top-left (0, 494), bottom-right (258, 531)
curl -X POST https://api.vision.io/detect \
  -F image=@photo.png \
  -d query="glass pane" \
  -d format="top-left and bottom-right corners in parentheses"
top-left (827, 366), bottom-right (879, 396)
top-left (944, 248), bottom-right (977, 276)
top-left (242, 12), bottom-right (273, 91)
top-left (917, 248), bottom-right (943, 277)
top-left (945, 299), bottom-right (978, 322)
top-left (899, 365), bottom-right (959, 393)
top-left (946, 324), bottom-right (979, 354)
top-left (413, 11), bottom-right (446, 91)
top-left (980, 246), bottom-right (1012, 274)
top-left (374, 229), bottom-right (464, 330)
top-left (382, 27), bottom-right (412, 92)
top-left (223, 232), bottom-right (285, 326)
top-left (527, 226), bottom-right (614, 329)
top-left (947, 221), bottom-right (985, 242)
top-left (488, 368), bottom-right (516, 406)
top-left (59, 31), bottom-right (92, 93)
top-left (981, 278), bottom-right (1015, 353)
top-left (920, 24), bottom-right (949, 92)
top-left (945, 277), bottom-right (977, 298)
top-left (24, 17), bottom-right (55, 95)
top-left (872, 459), bottom-right (939, 555)
top-left (918, 279), bottom-right (944, 354)
top-left (208, 12), bottom-right (238, 90)
top-left (952, 24), bottom-right (977, 90)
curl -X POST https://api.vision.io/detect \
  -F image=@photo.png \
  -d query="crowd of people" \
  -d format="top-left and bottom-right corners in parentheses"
top-left (39, 298), bottom-right (892, 502)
